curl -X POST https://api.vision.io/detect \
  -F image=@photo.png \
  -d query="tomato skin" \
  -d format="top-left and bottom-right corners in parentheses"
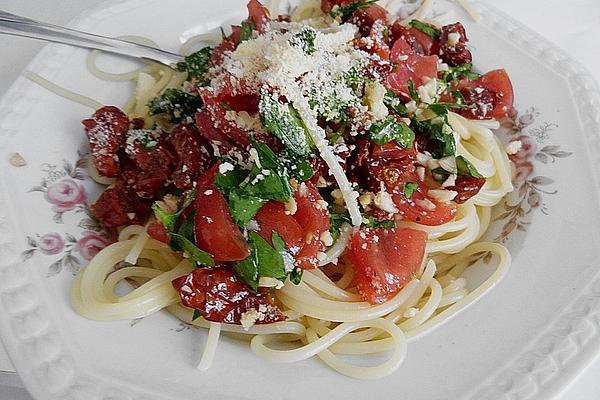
top-left (392, 185), bottom-right (457, 226)
top-left (247, 0), bottom-right (270, 32)
top-left (387, 38), bottom-right (438, 100)
top-left (255, 201), bottom-right (305, 253)
top-left (347, 227), bottom-right (427, 304)
top-left (194, 179), bottom-right (250, 262)
top-left (147, 222), bottom-right (169, 243)
top-left (456, 69), bottom-right (514, 120)
top-left (292, 182), bottom-right (330, 269)
top-left (172, 267), bottom-right (286, 324)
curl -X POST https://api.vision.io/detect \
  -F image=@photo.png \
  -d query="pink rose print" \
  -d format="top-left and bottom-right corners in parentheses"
top-left (75, 231), bottom-right (110, 261)
top-left (44, 179), bottom-right (87, 212)
top-left (38, 233), bottom-right (65, 255)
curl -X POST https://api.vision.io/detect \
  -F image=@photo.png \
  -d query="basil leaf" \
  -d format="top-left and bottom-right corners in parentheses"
top-left (192, 309), bottom-right (202, 321)
top-left (234, 254), bottom-right (259, 291)
top-left (282, 151), bottom-right (314, 181)
top-left (240, 20), bottom-right (255, 42)
top-left (151, 188), bottom-right (197, 232)
top-left (384, 91), bottom-right (408, 116)
top-left (243, 165), bottom-right (292, 202)
top-left (215, 165), bottom-right (249, 195)
top-left (176, 47), bottom-right (213, 85)
top-left (456, 155), bottom-right (483, 178)
top-left (147, 88), bottom-right (203, 123)
top-left (259, 88), bottom-right (312, 156)
top-left (330, 0), bottom-right (378, 22)
top-left (234, 231), bottom-right (287, 291)
top-left (228, 191), bottom-right (267, 225)
top-left (409, 20), bottom-right (441, 38)
top-left (403, 182), bottom-right (419, 198)
top-left (329, 211), bottom-right (351, 242)
top-left (431, 167), bottom-right (450, 183)
top-left (289, 27), bottom-right (317, 55)
top-left (369, 116), bottom-right (415, 148)
top-left (170, 233), bottom-right (215, 266)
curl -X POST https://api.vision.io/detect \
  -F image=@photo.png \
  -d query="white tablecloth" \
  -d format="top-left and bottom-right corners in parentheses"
top-left (1, 0), bottom-right (599, 399)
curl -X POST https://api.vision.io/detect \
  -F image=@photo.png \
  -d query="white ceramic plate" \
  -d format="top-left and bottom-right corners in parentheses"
top-left (1, 0), bottom-right (600, 399)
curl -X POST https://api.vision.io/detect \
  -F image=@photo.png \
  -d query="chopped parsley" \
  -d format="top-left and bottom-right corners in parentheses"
top-left (409, 20), bottom-right (441, 38)
top-left (176, 47), bottom-right (213, 85)
top-left (147, 88), bottom-right (203, 123)
top-left (441, 63), bottom-right (480, 83)
top-left (192, 309), bottom-right (202, 321)
top-left (289, 27), bottom-right (317, 55)
top-left (369, 116), bottom-right (415, 148)
top-left (364, 216), bottom-right (395, 229)
top-left (403, 182), bottom-right (419, 198)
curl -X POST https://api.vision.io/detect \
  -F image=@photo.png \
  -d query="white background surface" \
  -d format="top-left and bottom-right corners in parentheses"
top-left (0, 0), bottom-right (599, 399)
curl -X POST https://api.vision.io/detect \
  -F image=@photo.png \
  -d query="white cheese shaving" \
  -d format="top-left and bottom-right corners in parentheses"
top-left (428, 189), bottom-right (458, 203)
top-left (374, 189), bottom-right (398, 214)
top-left (505, 140), bottom-right (522, 155)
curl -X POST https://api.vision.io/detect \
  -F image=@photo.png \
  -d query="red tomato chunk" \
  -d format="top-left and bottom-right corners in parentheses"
top-left (347, 227), bottom-right (427, 304)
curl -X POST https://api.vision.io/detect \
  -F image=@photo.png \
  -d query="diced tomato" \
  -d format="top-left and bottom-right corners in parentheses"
top-left (456, 69), bottom-right (514, 120)
top-left (291, 182), bottom-right (330, 269)
top-left (172, 267), bottom-right (286, 324)
top-left (392, 183), bottom-right (457, 226)
top-left (194, 178), bottom-right (250, 262)
top-left (247, 0), bottom-right (270, 32)
top-left (387, 38), bottom-right (438, 100)
top-left (347, 227), bottom-right (427, 304)
top-left (350, 5), bottom-right (390, 37)
top-left (390, 23), bottom-right (438, 56)
top-left (447, 176), bottom-right (485, 204)
top-left (255, 201), bottom-right (305, 253)
top-left (147, 222), bottom-right (169, 243)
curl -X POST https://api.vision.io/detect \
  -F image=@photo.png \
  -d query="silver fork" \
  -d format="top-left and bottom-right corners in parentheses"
top-left (0, 10), bottom-right (184, 68)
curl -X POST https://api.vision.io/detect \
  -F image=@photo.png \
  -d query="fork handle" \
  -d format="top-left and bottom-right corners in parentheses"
top-left (0, 10), bottom-right (184, 67)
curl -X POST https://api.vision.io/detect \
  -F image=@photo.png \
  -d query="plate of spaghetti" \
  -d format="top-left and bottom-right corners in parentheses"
top-left (1, 0), bottom-right (600, 399)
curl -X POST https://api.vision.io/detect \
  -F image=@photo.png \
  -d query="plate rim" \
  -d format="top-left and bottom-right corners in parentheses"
top-left (0, 1), bottom-right (599, 399)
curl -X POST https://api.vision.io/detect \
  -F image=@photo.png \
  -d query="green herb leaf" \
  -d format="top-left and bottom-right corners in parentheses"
top-left (289, 269), bottom-right (303, 285)
top-left (192, 309), bottom-right (202, 321)
top-left (234, 231), bottom-right (287, 291)
top-left (441, 63), bottom-right (480, 83)
top-left (176, 47), bottom-right (213, 85)
top-left (403, 182), bottom-right (419, 198)
top-left (240, 20), bottom-right (255, 42)
top-left (289, 27), bottom-right (317, 55)
top-left (147, 88), bottom-right (203, 123)
top-left (456, 155), bottom-right (483, 178)
top-left (228, 190), bottom-right (267, 225)
top-left (412, 119), bottom-right (456, 158)
top-left (151, 188), bottom-right (197, 232)
top-left (409, 20), bottom-right (441, 38)
top-left (281, 150), bottom-right (314, 182)
top-left (170, 233), bottom-right (215, 266)
top-left (407, 79), bottom-right (420, 102)
top-left (369, 116), bottom-right (415, 148)
top-left (384, 91), bottom-right (408, 116)
top-left (259, 88), bottom-right (311, 156)
top-left (330, 0), bottom-right (379, 22)
top-left (364, 216), bottom-right (395, 229)
top-left (329, 211), bottom-right (351, 242)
